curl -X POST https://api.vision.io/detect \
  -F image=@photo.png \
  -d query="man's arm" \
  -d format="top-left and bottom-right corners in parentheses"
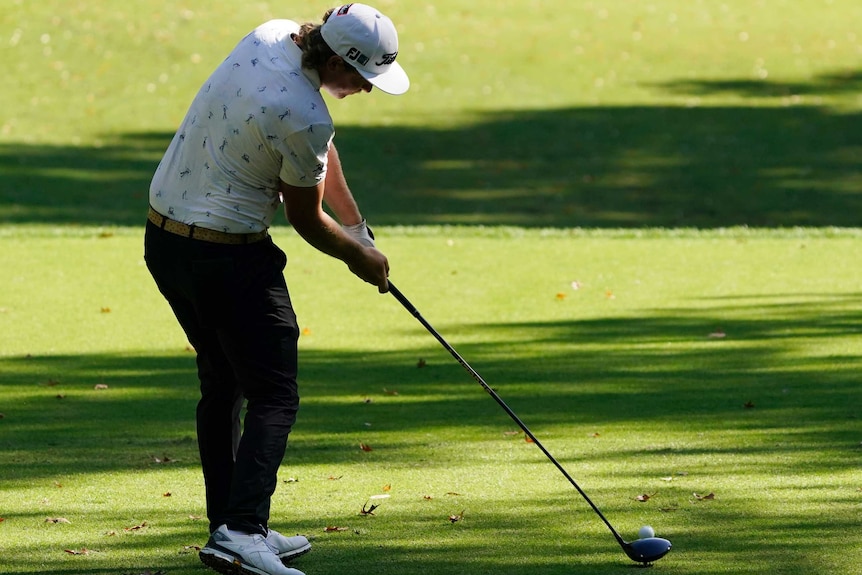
top-left (322, 143), bottom-right (362, 225)
top-left (280, 179), bottom-right (389, 293)
top-left (321, 143), bottom-right (376, 247)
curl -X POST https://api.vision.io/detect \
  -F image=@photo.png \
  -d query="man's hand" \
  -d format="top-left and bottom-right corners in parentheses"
top-left (341, 219), bottom-right (375, 247)
top-left (347, 246), bottom-right (389, 293)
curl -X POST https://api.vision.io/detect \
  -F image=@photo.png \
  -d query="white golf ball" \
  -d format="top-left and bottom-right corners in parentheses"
top-left (638, 525), bottom-right (655, 539)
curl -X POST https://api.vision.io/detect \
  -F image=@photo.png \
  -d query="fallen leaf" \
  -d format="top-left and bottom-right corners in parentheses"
top-left (555, 292), bottom-right (567, 300)
top-left (524, 434), bottom-right (534, 443)
top-left (324, 526), bottom-right (349, 532)
top-left (359, 443), bottom-right (373, 452)
top-left (360, 502), bottom-right (379, 516)
top-left (446, 492), bottom-right (462, 496)
top-left (417, 358), bottom-right (427, 368)
top-left (328, 475), bottom-right (343, 481)
top-left (301, 327), bottom-right (312, 336)
top-left (0, 518), bottom-right (5, 523)
top-left (659, 503), bottom-right (679, 512)
top-left (448, 510), bottom-right (465, 523)
top-left (571, 281), bottom-right (582, 290)
top-left (46, 517), bottom-right (71, 524)
top-left (660, 476), bottom-right (674, 482)
top-left (605, 290), bottom-right (616, 300)
top-left (708, 330), bottom-right (727, 339)
top-left (503, 430), bottom-right (520, 436)
top-left (104, 530), bottom-right (117, 536)
top-left (382, 484), bottom-right (391, 492)
top-left (94, 383), bottom-right (109, 390)
top-left (634, 493), bottom-right (656, 502)
top-left (55, 394), bottom-right (66, 399)
top-left (64, 548), bottom-right (93, 555)
top-left (101, 307), bottom-right (111, 313)
top-left (151, 455), bottom-right (176, 464)
top-left (693, 492), bottom-right (715, 501)
top-left (423, 495), bottom-right (433, 500)
top-left (162, 492), bottom-right (172, 497)
top-left (743, 401), bottom-right (755, 409)
top-left (590, 432), bottom-right (601, 438)
top-left (189, 515), bottom-right (203, 520)
top-left (383, 388), bottom-right (399, 396)
top-left (124, 521), bottom-right (148, 531)
top-left (284, 477), bottom-right (299, 483)
top-left (362, 397), bottom-right (373, 404)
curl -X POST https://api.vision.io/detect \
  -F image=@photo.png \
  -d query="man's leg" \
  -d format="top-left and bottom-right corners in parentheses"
top-left (200, 239), bottom-right (300, 535)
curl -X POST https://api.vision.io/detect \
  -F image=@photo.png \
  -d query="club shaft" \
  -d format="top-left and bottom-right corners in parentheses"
top-left (388, 282), bottom-right (627, 548)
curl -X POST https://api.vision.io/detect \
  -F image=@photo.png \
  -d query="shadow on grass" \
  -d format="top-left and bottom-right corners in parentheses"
top-left (2, 72), bottom-right (861, 228)
top-left (2, 294), bottom-right (858, 479)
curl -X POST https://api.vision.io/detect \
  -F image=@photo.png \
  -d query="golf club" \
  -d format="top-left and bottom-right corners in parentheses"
top-left (388, 282), bottom-right (672, 566)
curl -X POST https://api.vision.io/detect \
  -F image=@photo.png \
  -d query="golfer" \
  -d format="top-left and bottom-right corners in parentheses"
top-left (144, 4), bottom-right (408, 575)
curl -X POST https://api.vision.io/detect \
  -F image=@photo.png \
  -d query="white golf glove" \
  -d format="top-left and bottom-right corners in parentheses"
top-left (342, 219), bottom-right (375, 248)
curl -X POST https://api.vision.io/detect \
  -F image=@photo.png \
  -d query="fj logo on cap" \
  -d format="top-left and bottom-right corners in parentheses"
top-left (345, 47), bottom-right (370, 66)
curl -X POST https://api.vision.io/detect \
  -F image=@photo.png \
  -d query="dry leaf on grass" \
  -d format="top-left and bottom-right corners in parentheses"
top-left (324, 526), bottom-right (349, 532)
top-left (124, 521), bottom-right (148, 531)
top-left (150, 455), bottom-right (177, 464)
top-left (448, 510), bottom-right (465, 523)
top-left (693, 492), bottom-right (715, 501)
top-left (46, 517), bottom-right (71, 524)
top-left (64, 548), bottom-right (95, 555)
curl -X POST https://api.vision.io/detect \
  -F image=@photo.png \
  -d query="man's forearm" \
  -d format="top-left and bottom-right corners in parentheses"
top-left (287, 206), bottom-right (365, 263)
top-left (322, 143), bottom-right (363, 226)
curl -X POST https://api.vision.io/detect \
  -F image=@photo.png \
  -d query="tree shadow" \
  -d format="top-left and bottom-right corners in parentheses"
top-left (2, 72), bottom-right (860, 228)
top-left (2, 294), bottom-right (858, 480)
top-left (653, 69), bottom-right (862, 98)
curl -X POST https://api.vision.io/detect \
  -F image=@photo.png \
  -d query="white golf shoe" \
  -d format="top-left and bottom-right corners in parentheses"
top-left (200, 525), bottom-right (306, 575)
top-left (266, 528), bottom-right (311, 562)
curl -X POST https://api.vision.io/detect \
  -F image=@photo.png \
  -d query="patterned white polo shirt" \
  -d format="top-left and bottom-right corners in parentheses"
top-left (150, 20), bottom-right (334, 233)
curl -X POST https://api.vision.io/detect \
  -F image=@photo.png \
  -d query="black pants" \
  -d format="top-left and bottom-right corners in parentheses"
top-left (144, 221), bottom-right (300, 535)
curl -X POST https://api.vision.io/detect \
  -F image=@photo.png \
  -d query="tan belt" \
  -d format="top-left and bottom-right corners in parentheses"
top-left (147, 206), bottom-right (269, 245)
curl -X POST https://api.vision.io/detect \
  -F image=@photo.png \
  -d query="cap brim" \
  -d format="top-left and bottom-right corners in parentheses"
top-left (357, 62), bottom-right (410, 95)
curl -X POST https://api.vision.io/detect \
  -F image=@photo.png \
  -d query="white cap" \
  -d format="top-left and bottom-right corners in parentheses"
top-left (321, 3), bottom-right (410, 95)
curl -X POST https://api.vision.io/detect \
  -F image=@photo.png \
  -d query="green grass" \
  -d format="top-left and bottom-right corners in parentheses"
top-left (1, 228), bottom-right (860, 575)
top-left (2, 0), bottom-right (862, 574)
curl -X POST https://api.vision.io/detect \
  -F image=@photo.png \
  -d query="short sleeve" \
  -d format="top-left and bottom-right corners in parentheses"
top-left (277, 123), bottom-right (334, 187)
